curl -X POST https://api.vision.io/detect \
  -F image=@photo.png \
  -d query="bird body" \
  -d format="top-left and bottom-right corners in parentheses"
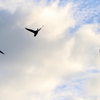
top-left (25, 25), bottom-right (44, 37)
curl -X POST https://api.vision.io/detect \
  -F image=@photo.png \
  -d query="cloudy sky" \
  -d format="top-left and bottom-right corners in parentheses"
top-left (0, 0), bottom-right (100, 100)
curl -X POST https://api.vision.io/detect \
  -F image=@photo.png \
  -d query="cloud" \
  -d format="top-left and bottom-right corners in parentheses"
top-left (17, 1), bottom-right (76, 41)
top-left (0, 1), bottom-right (80, 100)
top-left (0, 0), bottom-right (100, 100)
top-left (85, 73), bottom-right (100, 96)
top-left (71, 24), bottom-right (100, 67)
top-left (0, 0), bottom-right (26, 12)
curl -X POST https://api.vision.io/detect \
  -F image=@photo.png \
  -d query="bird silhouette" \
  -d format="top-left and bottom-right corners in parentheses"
top-left (0, 50), bottom-right (5, 55)
top-left (25, 25), bottom-right (44, 37)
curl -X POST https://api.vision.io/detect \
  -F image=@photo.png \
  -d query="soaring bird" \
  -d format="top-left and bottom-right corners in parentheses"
top-left (0, 50), bottom-right (5, 55)
top-left (25, 25), bottom-right (44, 37)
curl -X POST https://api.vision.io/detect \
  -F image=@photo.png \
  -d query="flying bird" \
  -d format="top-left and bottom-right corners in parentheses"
top-left (25, 25), bottom-right (44, 37)
top-left (0, 50), bottom-right (5, 55)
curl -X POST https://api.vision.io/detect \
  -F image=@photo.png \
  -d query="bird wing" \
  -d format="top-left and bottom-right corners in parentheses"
top-left (25, 27), bottom-right (35, 33)
top-left (38, 25), bottom-right (44, 31)
top-left (0, 50), bottom-right (5, 55)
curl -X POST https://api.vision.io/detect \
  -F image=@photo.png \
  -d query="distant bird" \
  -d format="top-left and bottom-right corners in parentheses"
top-left (0, 50), bottom-right (5, 55)
top-left (25, 25), bottom-right (44, 37)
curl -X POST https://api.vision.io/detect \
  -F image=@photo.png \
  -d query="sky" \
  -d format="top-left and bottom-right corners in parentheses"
top-left (0, 0), bottom-right (100, 100)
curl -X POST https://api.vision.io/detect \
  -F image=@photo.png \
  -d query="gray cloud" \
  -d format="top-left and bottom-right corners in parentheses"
top-left (0, 0), bottom-right (100, 100)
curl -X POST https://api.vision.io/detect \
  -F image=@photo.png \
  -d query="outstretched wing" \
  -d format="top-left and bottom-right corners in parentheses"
top-left (25, 27), bottom-right (35, 33)
top-left (37, 25), bottom-right (44, 31)
top-left (0, 50), bottom-right (5, 55)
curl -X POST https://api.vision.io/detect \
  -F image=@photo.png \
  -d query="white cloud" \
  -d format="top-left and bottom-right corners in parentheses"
top-left (0, 0), bottom-right (26, 13)
top-left (0, 0), bottom-right (100, 100)
top-left (0, 1), bottom-right (79, 100)
top-left (85, 74), bottom-right (100, 96)
top-left (72, 24), bottom-right (100, 69)
top-left (17, 1), bottom-right (76, 41)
